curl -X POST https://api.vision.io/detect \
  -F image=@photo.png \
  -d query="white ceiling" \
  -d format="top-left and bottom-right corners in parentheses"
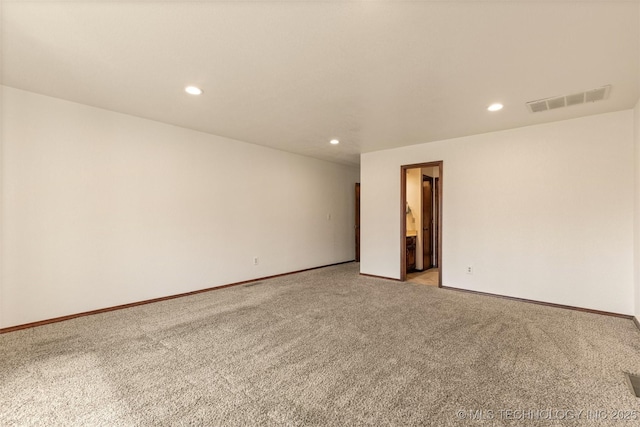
top-left (3, 0), bottom-right (639, 166)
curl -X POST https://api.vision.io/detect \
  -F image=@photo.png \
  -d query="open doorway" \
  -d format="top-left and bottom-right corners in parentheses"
top-left (400, 162), bottom-right (442, 286)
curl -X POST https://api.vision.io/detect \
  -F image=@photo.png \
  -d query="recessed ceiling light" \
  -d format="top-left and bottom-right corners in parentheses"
top-left (487, 103), bottom-right (503, 112)
top-left (185, 86), bottom-right (203, 95)
top-left (330, 139), bottom-right (340, 145)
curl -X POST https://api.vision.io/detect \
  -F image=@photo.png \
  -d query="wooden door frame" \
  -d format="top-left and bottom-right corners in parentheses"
top-left (433, 177), bottom-right (440, 268)
top-left (355, 183), bottom-right (360, 262)
top-left (400, 161), bottom-right (443, 286)
top-left (421, 174), bottom-right (434, 270)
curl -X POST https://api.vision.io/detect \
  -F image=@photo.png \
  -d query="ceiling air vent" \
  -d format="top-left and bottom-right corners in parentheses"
top-left (547, 96), bottom-right (565, 110)
top-left (585, 86), bottom-right (609, 102)
top-left (526, 85), bottom-right (611, 113)
top-left (529, 100), bottom-right (548, 112)
top-left (566, 92), bottom-right (585, 106)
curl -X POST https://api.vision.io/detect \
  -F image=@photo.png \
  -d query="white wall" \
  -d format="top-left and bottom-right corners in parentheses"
top-left (361, 110), bottom-right (634, 315)
top-left (635, 98), bottom-right (640, 321)
top-left (0, 85), bottom-right (4, 328)
top-left (635, 4), bottom-right (640, 323)
top-left (0, 86), bottom-right (360, 328)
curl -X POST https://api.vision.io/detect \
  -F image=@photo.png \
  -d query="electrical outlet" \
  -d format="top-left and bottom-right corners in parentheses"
top-left (466, 265), bottom-right (473, 275)
top-left (253, 257), bottom-right (259, 266)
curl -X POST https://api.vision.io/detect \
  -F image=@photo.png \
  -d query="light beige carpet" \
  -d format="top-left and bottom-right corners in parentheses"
top-left (1, 263), bottom-right (639, 426)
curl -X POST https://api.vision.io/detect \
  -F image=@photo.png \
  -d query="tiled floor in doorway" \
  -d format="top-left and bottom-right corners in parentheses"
top-left (407, 268), bottom-right (439, 286)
